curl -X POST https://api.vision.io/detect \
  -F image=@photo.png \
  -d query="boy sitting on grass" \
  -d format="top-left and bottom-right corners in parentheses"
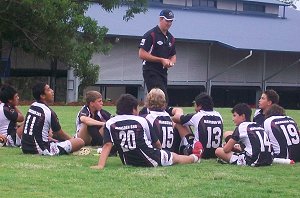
top-left (21, 82), bottom-right (85, 156)
top-left (215, 103), bottom-right (273, 166)
top-left (0, 84), bottom-right (24, 147)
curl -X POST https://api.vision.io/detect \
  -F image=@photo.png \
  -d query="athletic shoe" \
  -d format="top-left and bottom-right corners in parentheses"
top-left (192, 141), bottom-right (203, 162)
top-left (73, 147), bottom-right (91, 156)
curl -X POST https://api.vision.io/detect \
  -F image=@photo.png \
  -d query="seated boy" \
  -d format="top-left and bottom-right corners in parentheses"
top-left (21, 82), bottom-right (85, 155)
top-left (0, 84), bottom-right (24, 147)
top-left (215, 103), bottom-right (273, 166)
top-left (75, 91), bottom-right (111, 146)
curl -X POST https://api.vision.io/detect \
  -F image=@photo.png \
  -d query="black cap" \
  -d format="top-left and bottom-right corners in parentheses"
top-left (159, 9), bottom-right (174, 21)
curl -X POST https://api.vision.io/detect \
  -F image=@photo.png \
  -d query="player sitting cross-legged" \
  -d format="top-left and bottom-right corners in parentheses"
top-left (172, 92), bottom-right (224, 159)
top-left (215, 103), bottom-right (273, 166)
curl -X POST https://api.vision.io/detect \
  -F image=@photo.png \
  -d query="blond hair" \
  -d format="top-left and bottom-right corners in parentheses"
top-left (85, 91), bottom-right (102, 104)
top-left (145, 88), bottom-right (166, 110)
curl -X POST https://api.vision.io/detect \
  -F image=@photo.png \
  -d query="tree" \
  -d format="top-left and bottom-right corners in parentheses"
top-left (0, 0), bottom-right (147, 86)
top-left (279, 0), bottom-right (299, 9)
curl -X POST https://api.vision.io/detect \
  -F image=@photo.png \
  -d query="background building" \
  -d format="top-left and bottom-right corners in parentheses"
top-left (85, 0), bottom-right (300, 108)
top-left (1, 0), bottom-right (300, 108)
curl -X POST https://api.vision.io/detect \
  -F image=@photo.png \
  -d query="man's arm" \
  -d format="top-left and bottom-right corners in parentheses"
top-left (91, 142), bottom-right (113, 170)
top-left (14, 106), bottom-right (24, 122)
top-left (80, 116), bottom-right (105, 127)
top-left (138, 48), bottom-right (171, 67)
top-left (172, 113), bottom-right (182, 124)
top-left (56, 129), bottom-right (72, 141)
top-left (164, 55), bottom-right (176, 69)
top-left (223, 138), bottom-right (237, 153)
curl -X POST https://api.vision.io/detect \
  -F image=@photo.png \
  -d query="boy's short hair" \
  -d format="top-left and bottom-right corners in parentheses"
top-left (145, 88), bottom-right (166, 110)
top-left (32, 82), bottom-right (47, 101)
top-left (264, 89), bottom-right (279, 104)
top-left (85, 91), bottom-right (102, 104)
top-left (116, 94), bottom-right (138, 115)
top-left (0, 84), bottom-right (17, 103)
top-left (194, 92), bottom-right (214, 111)
top-left (265, 104), bottom-right (285, 119)
top-left (231, 103), bottom-right (252, 122)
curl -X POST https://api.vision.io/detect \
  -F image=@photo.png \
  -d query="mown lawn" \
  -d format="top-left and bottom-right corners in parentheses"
top-left (0, 106), bottom-right (299, 198)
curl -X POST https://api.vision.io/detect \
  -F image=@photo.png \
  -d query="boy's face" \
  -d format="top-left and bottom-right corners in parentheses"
top-left (8, 93), bottom-right (19, 107)
top-left (91, 98), bottom-right (103, 111)
top-left (42, 84), bottom-right (54, 103)
top-left (232, 112), bottom-right (245, 126)
top-left (258, 93), bottom-right (272, 110)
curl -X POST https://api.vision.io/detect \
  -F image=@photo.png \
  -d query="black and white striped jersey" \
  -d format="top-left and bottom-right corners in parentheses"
top-left (180, 110), bottom-right (223, 158)
top-left (75, 105), bottom-right (111, 132)
top-left (0, 103), bottom-right (18, 137)
top-left (264, 116), bottom-right (300, 162)
top-left (104, 114), bottom-right (164, 167)
top-left (253, 109), bottom-right (265, 126)
top-left (232, 122), bottom-right (273, 166)
top-left (21, 102), bottom-right (61, 154)
top-left (144, 110), bottom-right (181, 153)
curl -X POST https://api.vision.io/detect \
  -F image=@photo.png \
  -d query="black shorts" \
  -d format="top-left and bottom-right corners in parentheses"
top-left (143, 70), bottom-right (168, 102)
top-left (87, 126), bottom-right (103, 146)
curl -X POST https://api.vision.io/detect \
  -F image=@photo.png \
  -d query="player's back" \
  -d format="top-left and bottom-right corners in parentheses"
top-left (192, 110), bottom-right (223, 158)
top-left (236, 122), bottom-right (273, 166)
top-left (145, 110), bottom-right (181, 153)
top-left (264, 115), bottom-right (300, 161)
top-left (22, 102), bottom-right (55, 153)
top-left (105, 115), bottom-right (161, 167)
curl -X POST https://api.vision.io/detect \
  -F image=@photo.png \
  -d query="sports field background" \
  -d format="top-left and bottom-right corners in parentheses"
top-left (0, 106), bottom-right (300, 198)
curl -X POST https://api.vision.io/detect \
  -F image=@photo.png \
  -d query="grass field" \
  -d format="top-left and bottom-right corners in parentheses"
top-left (1, 106), bottom-right (300, 198)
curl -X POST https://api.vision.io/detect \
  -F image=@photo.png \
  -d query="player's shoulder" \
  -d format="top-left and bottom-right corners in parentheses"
top-left (100, 109), bottom-right (112, 118)
top-left (253, 109), bottom-right (262, 117)
top-left (143, 26), bottom-right (157, 37)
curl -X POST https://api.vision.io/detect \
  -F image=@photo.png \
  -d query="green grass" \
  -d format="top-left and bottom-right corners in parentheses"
top-left (1, 106), bottom-right (300, 198)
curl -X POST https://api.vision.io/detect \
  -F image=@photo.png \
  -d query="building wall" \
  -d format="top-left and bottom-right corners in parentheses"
top-left (91, 38), bottom-right (300, 104)
top-left (217, 0), bottom-right (237, 11)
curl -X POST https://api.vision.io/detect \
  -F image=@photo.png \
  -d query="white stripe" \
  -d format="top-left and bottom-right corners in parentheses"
top-left (140, 149), bottom-right (158, 167)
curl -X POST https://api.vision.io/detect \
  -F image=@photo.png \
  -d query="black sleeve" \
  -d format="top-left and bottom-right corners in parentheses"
top-left (100, 109), bottom-right (112, 121)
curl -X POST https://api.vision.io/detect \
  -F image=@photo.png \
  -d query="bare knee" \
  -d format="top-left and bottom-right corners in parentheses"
top-left (70, 138), bottom-right (85, 152)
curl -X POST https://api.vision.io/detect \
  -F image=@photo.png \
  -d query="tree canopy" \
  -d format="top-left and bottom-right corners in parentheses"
top-left (0, 0), bottom-right (147, 85)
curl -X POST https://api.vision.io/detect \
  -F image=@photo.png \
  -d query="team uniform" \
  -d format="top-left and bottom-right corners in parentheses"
top-left (21, 102), bottom-right (72, 155)
top-left (75, 105), bottom-right (111, 146)
top-left (253, 109), bottom-right (265, 126)
top-left (139, 25), bottom-right (176, 99)
top-left (179, 110), bottom-right (223, 159)
top-left (144, 110), bottom-right (181, 154)
top-left (264, 116), bottom-right (300, 162)
top-left (0, 103), bottom-right (21, 147)
top-left (230, 122), bottom-right (273, 166)
top-left (104, 114), bottom-right (174, 167)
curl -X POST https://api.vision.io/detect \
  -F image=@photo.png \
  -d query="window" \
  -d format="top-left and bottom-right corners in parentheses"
top-left (243, 3), bottom-right (265, 13)
top-left (194, 0), bottom-right (217, 8)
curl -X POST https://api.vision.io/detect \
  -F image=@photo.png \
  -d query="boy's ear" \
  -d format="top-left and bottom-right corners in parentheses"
top-left (241, 114), bottom-right (246, 121)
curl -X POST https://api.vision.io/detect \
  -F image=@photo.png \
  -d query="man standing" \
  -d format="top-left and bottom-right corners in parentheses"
top-left (138, 9), bottom-right (176, 103)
